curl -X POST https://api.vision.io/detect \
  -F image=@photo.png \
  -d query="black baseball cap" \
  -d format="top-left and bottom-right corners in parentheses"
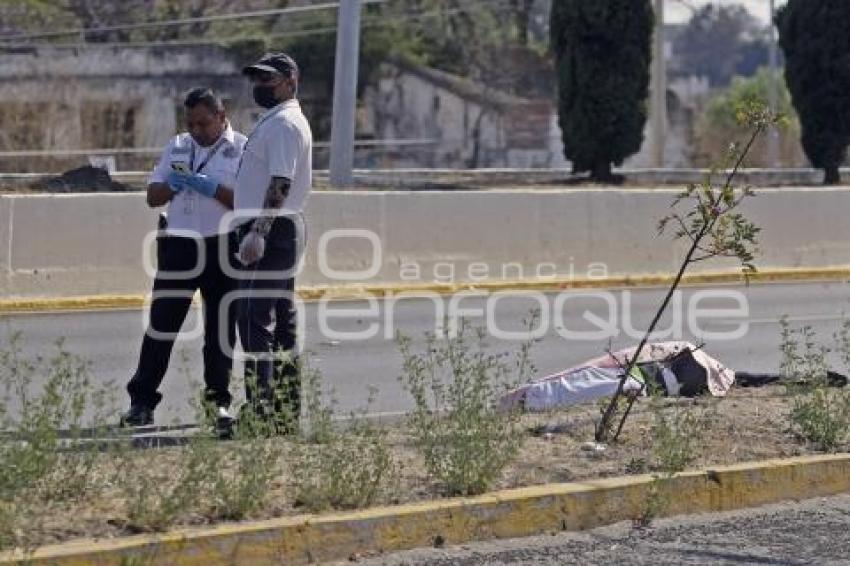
top-left (242, 52), bottom-right (299, 78)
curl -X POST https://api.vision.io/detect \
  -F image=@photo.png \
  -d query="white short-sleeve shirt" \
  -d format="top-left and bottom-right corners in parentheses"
top-left (234, 100), bottom-right (313, 219)
top-left (149, 124), bottom-right (247, 237)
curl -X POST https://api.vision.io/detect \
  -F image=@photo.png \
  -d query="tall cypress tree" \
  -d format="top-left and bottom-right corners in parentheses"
top-left (777, 0), bottom-right (850, 185)
top-left (550, 0), bottom-right (653, 181)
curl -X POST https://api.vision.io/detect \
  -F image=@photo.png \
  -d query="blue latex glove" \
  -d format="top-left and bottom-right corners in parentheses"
top-left (165, 171), bottom-right (187, 193)
top-left (183, 173), bottom-right (219, 198)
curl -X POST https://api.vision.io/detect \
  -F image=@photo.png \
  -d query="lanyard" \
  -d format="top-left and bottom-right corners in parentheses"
top-left (236, 106), bottom-right (286, 176)
top-left (249, 101), bottom-right (295, 141)
top-left (189, 136), bottom-right (228, 174)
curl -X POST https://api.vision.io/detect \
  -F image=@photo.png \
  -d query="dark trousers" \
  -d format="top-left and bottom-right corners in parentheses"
top-left (127, 233), bottom-right (238, 410)
top-left (237, 217), bottom-right (301, 409)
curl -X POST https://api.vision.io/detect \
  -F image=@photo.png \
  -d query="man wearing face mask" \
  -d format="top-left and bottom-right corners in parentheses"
top-left (120, 88), bottom-right (246, 433)
top-left (234, 53), bottom-right (313, 433)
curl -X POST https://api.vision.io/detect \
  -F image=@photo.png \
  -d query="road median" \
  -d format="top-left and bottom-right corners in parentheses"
top-left (2, 453), bottom-right (848, 565)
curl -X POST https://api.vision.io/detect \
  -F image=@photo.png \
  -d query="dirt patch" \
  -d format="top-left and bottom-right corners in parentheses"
top-left (6, 384), bottom-right (838, 551)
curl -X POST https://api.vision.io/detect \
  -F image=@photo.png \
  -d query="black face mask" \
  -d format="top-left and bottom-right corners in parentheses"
top-left (253, 85), bottom-right (279, 109)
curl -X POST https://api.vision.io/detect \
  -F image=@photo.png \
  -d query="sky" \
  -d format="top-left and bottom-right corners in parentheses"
top-left (666, 0), bottom-right (788, 25)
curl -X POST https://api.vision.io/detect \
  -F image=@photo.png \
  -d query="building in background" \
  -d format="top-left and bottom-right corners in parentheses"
top-left (627, 75), bottom-right (711, 169)
top-left (361, 58), bottom-right (556, 169)
top-left (0, 44), bottom-right (257, 173)
top-left (0, 27), bottom-right (718, 175)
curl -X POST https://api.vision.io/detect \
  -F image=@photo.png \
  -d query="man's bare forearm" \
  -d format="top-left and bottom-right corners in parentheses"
top-left (146, 183), bottom-right (174, 207)
top-left (213, 184), bottom-right (234, 209)
top-left (252, 177), bottom-right (290, 236)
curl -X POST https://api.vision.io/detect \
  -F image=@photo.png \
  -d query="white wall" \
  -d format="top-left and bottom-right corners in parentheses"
top-left (1, 188), bottom-right (848, 299)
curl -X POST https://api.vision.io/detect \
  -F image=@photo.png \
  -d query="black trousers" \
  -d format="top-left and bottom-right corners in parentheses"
top-left (127, 233), bottom-right (238, 410)
top-left (236, 217), bottom-right (301, 407)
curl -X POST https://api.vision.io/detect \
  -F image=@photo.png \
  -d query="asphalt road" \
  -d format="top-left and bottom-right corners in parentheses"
top-left (1, 281), bottom-right (849, 423)
top-left (349, 494), bottom-right (850, 565)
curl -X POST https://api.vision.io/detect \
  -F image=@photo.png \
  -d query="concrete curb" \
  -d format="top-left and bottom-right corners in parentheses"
top-left (2, 267), bottom-right (850, 314)
top-left (2, 454), bottom-right (848, 565)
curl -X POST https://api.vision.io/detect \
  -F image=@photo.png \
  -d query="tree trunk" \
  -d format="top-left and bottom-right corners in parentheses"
top-left (823, 165), bottom-right (841, 185)
top-left (467, 110), bottom-right (485, 168)
top-left (511, 0), bottom-right (532, 46)
top-left (591, 161), bottom-right (613, 182)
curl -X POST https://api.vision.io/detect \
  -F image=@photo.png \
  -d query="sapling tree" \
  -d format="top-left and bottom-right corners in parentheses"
top-left (595, 101), bottom-right (778, 443)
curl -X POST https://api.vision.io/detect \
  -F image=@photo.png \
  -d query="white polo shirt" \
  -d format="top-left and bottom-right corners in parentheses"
top-left (149, 124), bottom-right (247, 237)
top-left (234, 99), bottom-right (313, 219)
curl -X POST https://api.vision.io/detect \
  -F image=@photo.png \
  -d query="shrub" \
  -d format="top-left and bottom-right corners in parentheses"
top-left (789, 388), bottom-right (850, 452)
top-left (292, 367), bottom-right (397, 512)
top-left (398, 317), bottom-right (535, 496)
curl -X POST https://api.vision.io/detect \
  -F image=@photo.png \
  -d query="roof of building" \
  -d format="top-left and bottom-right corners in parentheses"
top-left (388, 55), bottom-right (533, 111)
top-left (0, 43), bottom-right (239, 79)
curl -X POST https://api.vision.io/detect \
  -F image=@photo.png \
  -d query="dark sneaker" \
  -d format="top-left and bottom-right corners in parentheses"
top-left (119, 405), bottom-right (154, 427)
top-left (827, 370), bottom-right (848, 387)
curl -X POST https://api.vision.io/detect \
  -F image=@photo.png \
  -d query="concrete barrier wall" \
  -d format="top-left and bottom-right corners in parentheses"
top-left (0, 197), bottom-right (11, 295)
top-left (1, 188), bottom-right (849, 298)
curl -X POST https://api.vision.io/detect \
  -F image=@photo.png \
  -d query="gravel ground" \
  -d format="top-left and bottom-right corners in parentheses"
top-left (347, 494), bottom-right (850, 565)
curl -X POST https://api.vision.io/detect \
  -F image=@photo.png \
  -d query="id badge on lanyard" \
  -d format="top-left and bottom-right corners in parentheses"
top-left (183, 138), bottom-right (227, 215)
top-left (183, 189), bottom-right (196, 215)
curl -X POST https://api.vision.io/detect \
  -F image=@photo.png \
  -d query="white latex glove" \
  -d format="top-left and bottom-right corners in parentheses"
top-left (238, 231), bottom-right (266, 266)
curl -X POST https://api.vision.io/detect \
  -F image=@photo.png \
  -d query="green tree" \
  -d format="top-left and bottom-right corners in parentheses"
top-left (777, 0), bottom-right (850, 185)
top-left (550, 0), bottom-right (653, 182)
top-left (0, 0), bottom-right (76, 36)
top-left (0, 0), bottom-right (290, 42)
top-left (276, 1), bottom-right (551, 140)
top-left (673, 5), bottom-right (768, 88)
top-left (694, 68), bottom-right (806, 167)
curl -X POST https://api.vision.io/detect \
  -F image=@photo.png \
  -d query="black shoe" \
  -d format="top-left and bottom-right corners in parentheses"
top-left (119, 405), bottom-right (154, 427)
top-left (214, 406), bottom-right (235, 439)
top-left (827, 370), bottom-right (848, 387)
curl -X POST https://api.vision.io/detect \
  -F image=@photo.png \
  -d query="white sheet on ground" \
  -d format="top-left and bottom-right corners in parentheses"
top-left (513, 367), bottom-right (642, 412)
top-left (499, 341), bottom-right (734, 413)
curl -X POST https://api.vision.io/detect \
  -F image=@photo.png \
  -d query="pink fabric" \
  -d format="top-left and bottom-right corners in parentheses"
top-left (569, 341), bottom-right (734, 396)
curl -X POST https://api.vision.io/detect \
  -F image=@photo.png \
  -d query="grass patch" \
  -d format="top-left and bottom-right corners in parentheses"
top-left (292, 366), bottom-right (398, 512)
top-left (789, 388), bottom-right (850, 452)
top-left (779, 317), bottom-right (850, 452)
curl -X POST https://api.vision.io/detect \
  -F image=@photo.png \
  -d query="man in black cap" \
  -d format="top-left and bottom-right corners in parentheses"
top-left (233, 53), bottom-right (313, 432)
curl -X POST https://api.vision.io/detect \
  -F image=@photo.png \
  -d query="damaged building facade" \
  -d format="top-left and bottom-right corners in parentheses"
top-left (0, 43), bottom-right (709, 175)
top-left (361, 58), bottom-right (559, 169)
top-left (0, 44), bottom-right (256, 173)
top-left (361, 58), bottom-right (708, 171)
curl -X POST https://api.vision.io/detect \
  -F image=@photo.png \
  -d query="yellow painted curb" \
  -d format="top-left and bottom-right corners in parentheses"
top-left (2, 453), bottom-right (849, 565)
top-left (3, 266), bottom-right (850, 314)
top-left (0, 294), bottom-right (148, 314)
